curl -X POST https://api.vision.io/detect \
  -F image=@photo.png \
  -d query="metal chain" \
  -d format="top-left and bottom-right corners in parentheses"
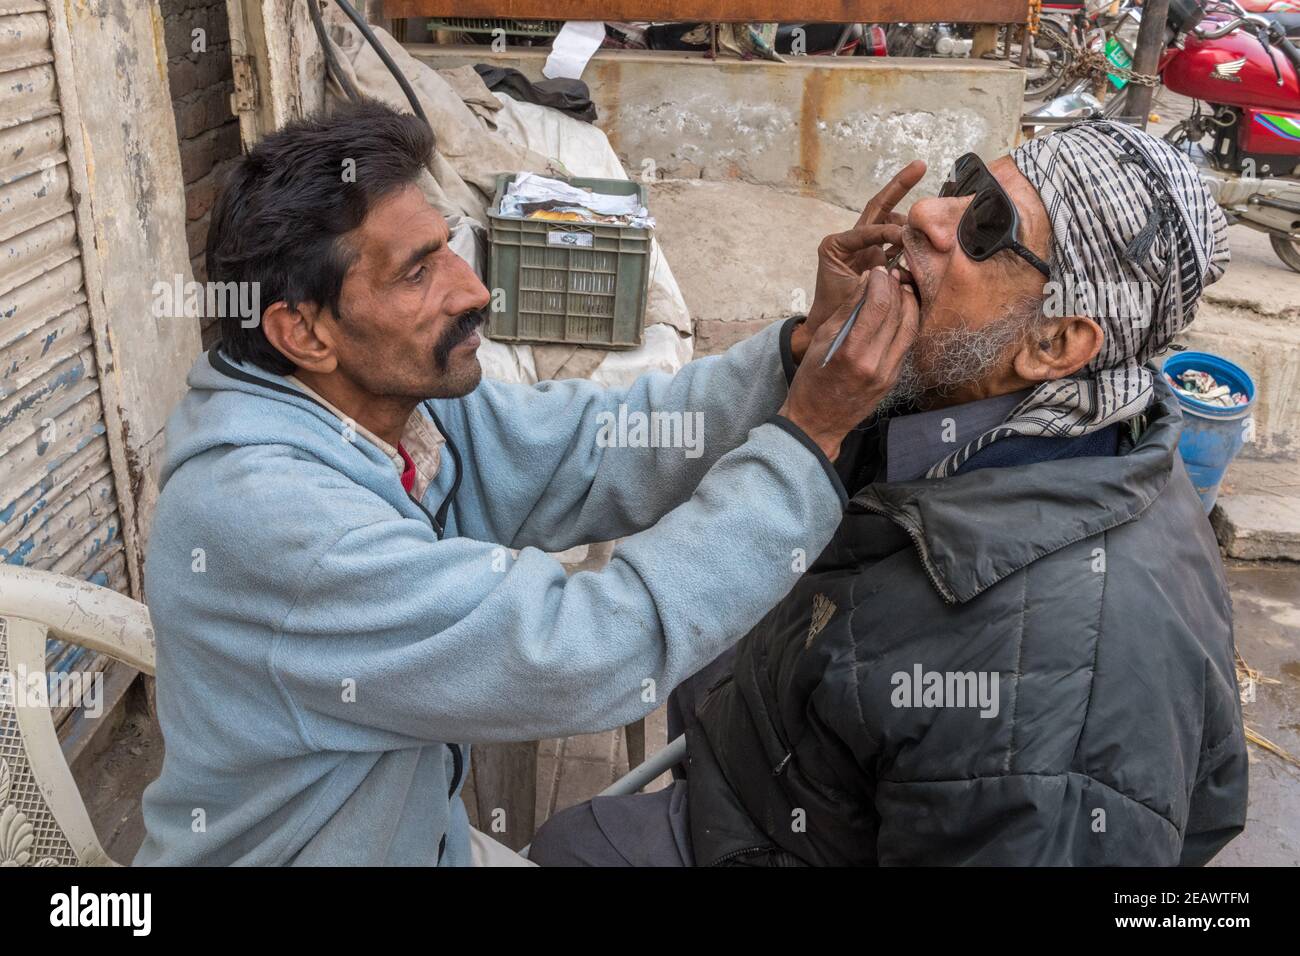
top-left (1068, 46), bottom-right (1160, 87)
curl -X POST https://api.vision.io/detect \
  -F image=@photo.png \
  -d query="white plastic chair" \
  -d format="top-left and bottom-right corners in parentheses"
top-left (0, 566), bottom-right (154, 867)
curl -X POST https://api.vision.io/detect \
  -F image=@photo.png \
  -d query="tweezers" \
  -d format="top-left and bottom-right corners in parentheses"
top-left (820, 248), bottom-right (905, 368)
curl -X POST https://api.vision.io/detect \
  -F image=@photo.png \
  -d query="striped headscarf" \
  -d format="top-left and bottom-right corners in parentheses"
top-left (928, 119), bottom-right (1230, 479)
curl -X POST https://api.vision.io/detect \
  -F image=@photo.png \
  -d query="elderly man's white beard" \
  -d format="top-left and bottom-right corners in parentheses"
top-left (876, 307), bottom-right (1035, 416)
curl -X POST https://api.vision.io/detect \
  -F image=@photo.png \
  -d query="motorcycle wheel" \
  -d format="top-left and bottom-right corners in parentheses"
top-left (885, 26), bottom-right (920, 57)
top-left (1271, 235), bottom-right (1300, 274)
top-left (1162, 120), bottom-right (1188, 147)
top-left (1023, 20), bottom-right (1075, 101)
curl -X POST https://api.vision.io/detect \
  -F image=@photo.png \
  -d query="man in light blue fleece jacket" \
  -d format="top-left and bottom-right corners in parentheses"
top-left (134, 99), bottom-right (920, 866)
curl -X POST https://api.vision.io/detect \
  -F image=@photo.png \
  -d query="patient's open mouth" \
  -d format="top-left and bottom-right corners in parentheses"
top-left (894, 249), bottom-right (924, 314)
top-left (895, 251), bottom-right (915, 285)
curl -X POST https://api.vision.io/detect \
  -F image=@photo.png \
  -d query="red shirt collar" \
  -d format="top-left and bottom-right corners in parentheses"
top-left (397, 442), bottom-right (416, 494)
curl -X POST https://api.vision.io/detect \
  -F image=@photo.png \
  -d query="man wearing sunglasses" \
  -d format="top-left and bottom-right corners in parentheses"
top-left (531, 120), bottom-right (1247, 867)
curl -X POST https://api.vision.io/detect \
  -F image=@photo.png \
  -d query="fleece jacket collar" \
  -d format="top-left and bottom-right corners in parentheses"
top-left (177, 346), bottom-right (460, 536)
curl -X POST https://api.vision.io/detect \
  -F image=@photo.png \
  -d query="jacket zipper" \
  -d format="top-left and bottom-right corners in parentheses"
top-left (422, 402), bottom-right (463, 541)
top-left (437, 732), bottom-right (465, 864)
top-left (854, 498), bottom-right (957, 604)
top-left (409, 493), bottom-right (443, 536)
top-left (415, 402), bottom-right (466, 861)
top-left (710, 845), bottom-right (777, 866)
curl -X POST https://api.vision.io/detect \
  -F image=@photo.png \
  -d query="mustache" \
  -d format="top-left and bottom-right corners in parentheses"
top-left (433, 307), bottom-right (487, 371)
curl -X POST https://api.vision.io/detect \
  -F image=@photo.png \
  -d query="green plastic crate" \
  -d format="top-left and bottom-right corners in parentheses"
top-left (487, 173), bottom-right (650, 350)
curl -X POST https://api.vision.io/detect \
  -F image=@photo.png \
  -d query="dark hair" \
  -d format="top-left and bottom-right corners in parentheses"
top-left (206, 98), bottom-right (434, 374)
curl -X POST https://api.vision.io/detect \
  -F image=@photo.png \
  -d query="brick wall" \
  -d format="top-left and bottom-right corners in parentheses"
top-left (161, 0), bottom-right (243, 345)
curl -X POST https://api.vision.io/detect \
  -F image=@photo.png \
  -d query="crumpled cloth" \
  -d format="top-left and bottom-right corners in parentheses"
top-left (474, 63), bottom-right (596, 123)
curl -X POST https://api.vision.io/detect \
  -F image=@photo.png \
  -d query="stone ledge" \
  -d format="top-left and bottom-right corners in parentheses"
top-left (1212, 494), bottom-right (1300, 561)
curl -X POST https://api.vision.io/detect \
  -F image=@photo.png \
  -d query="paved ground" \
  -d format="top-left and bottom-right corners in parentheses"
top-left (74, 705), bottom-right (162, 863)
top-left (73, 89), bottom-right (1299, 865)
top-left (1213, 562), bottom-right (1300, 866)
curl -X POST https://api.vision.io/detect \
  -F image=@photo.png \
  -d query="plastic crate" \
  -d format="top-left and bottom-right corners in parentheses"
top-left (487, 173), bottom-right (650, 350)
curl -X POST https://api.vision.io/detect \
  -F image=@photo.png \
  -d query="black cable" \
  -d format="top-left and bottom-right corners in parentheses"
top-left (327, 0), bottom-right (430, 125)
top-left (308, 0), bottom-right (361, 102)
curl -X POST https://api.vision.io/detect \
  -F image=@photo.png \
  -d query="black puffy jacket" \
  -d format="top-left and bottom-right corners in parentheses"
top-left (687, 384), bottom-right (1248, 866)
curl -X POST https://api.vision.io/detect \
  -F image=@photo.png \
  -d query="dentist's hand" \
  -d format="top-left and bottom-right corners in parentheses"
top-left (780, 267), bottom-right (919, 462)
top-left (791, 160), bottom-right (925, 364)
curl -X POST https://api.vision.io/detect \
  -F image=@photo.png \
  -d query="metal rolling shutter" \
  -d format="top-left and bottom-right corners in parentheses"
top-left (0, 2), bottom-right (129, 726)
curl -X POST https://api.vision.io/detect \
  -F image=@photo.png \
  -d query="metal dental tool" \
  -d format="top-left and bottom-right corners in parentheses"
top-left (820, 248), bottom-right (905, 368)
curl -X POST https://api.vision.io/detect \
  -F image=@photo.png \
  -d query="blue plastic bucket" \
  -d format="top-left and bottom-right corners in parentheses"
top-left (1161, 351), bottom-right (1256, 514)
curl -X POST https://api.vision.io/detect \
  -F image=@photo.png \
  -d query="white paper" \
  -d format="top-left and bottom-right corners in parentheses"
top-left (543, 21), bottom-right (605, 80)
top-left (498, 171), bottom-right (655, 227)
top-left (502, 171), bottom-right (643, 217)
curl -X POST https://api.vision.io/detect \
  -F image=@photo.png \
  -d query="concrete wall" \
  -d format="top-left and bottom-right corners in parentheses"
top-left (407, 46), bottom-right (1025, 211)
top-left (647, 178), bottom-right (858, 354)
top-left (161, 0), bottom-right (243, 345)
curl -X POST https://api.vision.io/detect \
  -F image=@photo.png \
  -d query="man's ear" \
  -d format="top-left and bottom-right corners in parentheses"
top-left (1012, 314), bottom-right (1104, 384)
top-left (261, 300), bottom-right (338, 374)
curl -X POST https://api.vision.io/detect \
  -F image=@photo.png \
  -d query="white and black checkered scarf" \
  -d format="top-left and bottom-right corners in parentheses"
top-left (927, 119), bottom-right (1231, 479)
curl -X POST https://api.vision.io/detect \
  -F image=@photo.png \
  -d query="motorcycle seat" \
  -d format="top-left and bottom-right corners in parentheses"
top-left (1264, 12), bottom-right (1300, 37)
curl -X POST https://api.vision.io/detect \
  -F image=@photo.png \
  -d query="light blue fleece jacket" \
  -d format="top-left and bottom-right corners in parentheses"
top-left (133, 319), bottom-right (846, 866)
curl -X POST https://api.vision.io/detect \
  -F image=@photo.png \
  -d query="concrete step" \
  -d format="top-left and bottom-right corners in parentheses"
top-left (1211, 459), bottom-right (1300, 561)
top-left (1212, 496), bottom-right (1300, 561)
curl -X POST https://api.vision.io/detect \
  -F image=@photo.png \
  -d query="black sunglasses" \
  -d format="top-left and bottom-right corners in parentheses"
top-left (941, 153), bottom-right (1051, 279)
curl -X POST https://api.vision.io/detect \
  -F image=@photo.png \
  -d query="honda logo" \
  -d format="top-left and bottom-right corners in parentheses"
top-left (1210, 57), bottom-right (1247, 82)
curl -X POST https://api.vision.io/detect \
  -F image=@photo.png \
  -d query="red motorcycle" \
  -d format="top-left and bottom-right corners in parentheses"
top-left (1113, 0), bottom-right (1300, 270)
